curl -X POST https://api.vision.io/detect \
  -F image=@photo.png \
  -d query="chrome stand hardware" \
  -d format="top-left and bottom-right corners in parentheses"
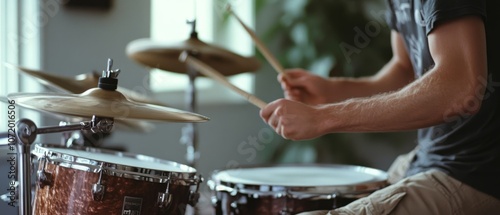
top-left (15, 119), bottom-right (35, 215)
top-left (180, 20), bottom-right (201, 168)
top-left (180, 58), bottom-right (200, 168)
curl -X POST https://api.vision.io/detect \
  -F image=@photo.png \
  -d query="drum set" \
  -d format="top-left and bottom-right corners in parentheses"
top-left (1, 6), bottom-right (389, 215)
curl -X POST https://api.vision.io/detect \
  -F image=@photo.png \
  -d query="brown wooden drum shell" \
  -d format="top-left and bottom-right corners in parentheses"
top-left (33, 161), bottom-right (191, 215)
top-left (213, 191), bottom-right (359, 215)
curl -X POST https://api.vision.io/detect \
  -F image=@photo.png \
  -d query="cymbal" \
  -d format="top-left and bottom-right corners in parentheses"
top-left (7, 64), bottom-right (166, 106)
top-left (0, 95), bottom-right (154, 132)
top-left (126, 37), bottom-right (261, 76)
top-left (8, 88), bottom-right (209, 122)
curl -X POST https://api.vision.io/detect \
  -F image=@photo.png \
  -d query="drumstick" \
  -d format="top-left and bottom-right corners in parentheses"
top-left (179, 52), bottom-right (268, 109)
top-left (226, 4), bottom-right (285, 75)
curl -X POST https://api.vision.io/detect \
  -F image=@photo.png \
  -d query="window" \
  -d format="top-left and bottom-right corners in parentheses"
top-left (149, 0), bottom-right (256, 105)
top-left (1, 0), bottom-right (41, 133)
top-left (1, 0), bottom-right (19, 133)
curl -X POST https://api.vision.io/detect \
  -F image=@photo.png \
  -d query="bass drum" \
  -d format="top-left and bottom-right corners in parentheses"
top-left (209, 164), bottom-right (388, 215)
top-left (31, 144), bottom-right (202, 215)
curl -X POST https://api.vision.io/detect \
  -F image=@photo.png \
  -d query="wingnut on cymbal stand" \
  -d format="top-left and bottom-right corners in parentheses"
top-left (12, 59), bottom-right (119, 215)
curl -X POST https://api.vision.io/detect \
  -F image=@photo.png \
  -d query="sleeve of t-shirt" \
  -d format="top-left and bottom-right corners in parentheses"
top-left (422, 0), bottom-right (486, 35)
top-left (384, 0), bottom-right (399, 31)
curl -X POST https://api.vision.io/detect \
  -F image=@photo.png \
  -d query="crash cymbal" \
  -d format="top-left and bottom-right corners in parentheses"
top-left (1, 95), bottom-right (154, 132)
top-left (8, 88), bottom-right (209, 122)
top-left (126, 37), bottom-right (261, 76)
top-left (6, 64), bottom-right (166, 106)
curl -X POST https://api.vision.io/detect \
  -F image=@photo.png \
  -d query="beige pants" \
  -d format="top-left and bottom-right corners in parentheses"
top-left (299, 150), bottom-right (500, 215)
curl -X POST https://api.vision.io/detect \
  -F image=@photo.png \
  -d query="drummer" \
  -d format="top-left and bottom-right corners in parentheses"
top-left (260, 0), bottom-right (500, 214)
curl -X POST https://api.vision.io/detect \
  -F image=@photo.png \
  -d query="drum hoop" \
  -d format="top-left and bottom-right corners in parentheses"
top-left (209, 164), bottom-right (388, 199)
top-left (32, 144), bottom-right (199, 184)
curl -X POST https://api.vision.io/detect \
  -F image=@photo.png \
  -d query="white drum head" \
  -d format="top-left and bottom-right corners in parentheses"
top-left (46, 147), bottom-right (193, 173)
top-left (211, 164), bottom-right (387, 198)
top-left (214, 165), bottom-right (387, 187)
top-left (32, 144), bottom-right (200, 183)
top-left (216, 166), bottom-right (384, 187)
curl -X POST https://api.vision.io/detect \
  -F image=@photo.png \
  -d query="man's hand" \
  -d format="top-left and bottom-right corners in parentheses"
top-left (279, 69), bottom-right (332, 105)
top-left (260, 99), bottom-right (327, 140)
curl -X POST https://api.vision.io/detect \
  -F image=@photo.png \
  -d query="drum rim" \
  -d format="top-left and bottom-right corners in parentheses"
top-left (32, 144), bottom-right (199, 184)
top-left (208, 163), bottom-right (388, 198)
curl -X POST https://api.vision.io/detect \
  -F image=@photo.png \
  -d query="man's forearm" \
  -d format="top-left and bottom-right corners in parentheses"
top-left (325, 58), bottom-right (415, 103)
top-left (319, 66), bottom-right (483, 133)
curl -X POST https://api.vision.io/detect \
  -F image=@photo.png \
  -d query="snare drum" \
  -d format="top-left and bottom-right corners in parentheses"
top-left (31, 144), bottom-right (202, 215)
top-left (209, 164), bottom-right (388, 215)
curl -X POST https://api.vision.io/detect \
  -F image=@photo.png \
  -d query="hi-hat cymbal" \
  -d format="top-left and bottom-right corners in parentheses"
top-left (126, 37), bottom-right (261, 76)
top-left (7, 64), bottom-right (166, 106)
top-left (8, 88), bottom-right (209, 122)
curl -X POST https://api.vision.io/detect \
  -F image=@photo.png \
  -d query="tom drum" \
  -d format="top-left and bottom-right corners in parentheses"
top-left (31, 144), bottom-right (202, 215)
top-left (209, 164), bottom-right (388, 215)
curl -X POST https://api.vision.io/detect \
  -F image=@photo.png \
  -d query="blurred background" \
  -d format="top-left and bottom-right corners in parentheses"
top-left (0, 0), bottom-right (416, 213)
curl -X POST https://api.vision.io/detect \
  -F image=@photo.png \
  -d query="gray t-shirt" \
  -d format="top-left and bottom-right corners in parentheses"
top-left (386, 0), bottom-right (500, 199)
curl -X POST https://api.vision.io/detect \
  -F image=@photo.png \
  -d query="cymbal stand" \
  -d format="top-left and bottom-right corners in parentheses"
top-left (14, 116), bottom-right (114, 215)
top-left (180, 20), bottom-right (201, 168)
top-left (181, 62), bottom-right (200, 168)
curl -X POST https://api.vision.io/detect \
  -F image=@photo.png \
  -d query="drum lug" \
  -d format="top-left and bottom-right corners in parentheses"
top-left (36, 156), bottom-right (53, 188)
top-left (37, 170), bottom-right (53, 188)
top-left (229, 193), bottom-right (246, 214)
top-left (92, 184), bottom-right (106, 201)
top-left (92, 164), bottom-right (106, 201)
top-left (230, 201), bottom-right (240, 214)
top-left (157, 192), bottom-right (173, 208)
top-left (188, 174), bottom-right (203, 206)
top-left (279, 191), bottom-right (293, 215)
top-left (157, 178), bottom-right (173, 209)
top-left (210, 195), bottom-right (219, 207)
top-left (331, 191), bottom-right (340, 209)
